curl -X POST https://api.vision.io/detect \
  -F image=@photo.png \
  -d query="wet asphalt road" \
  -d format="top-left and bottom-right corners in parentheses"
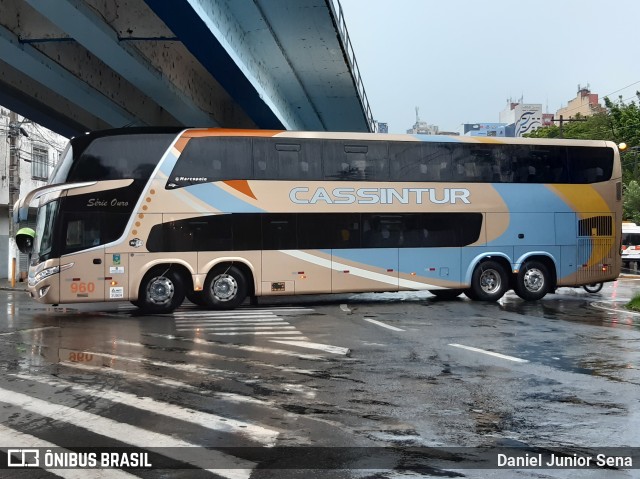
top-left (0, 279), bottom-right (640, 478)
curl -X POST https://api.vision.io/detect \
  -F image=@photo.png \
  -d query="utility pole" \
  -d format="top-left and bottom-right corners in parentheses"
top-left (8, 111), bottom-right (20, 239)
top-left (7, 111), bottom-right (21, 285)
top-left (553, 114), bottom-right (587, 138)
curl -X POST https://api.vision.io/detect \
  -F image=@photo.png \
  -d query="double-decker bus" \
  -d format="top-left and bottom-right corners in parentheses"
top-left (14, 128), bottom-right (622, 313)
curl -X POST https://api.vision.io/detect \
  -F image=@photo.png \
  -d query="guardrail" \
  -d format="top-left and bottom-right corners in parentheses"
top-left (327, 0), bottom-right (376, 133)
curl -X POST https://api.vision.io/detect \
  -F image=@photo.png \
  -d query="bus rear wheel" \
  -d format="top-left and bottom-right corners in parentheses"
top-left (203, 265), bottom-right (247, 310)
top-left (469, 260), bottom-right (508, 301)
top-left (514, 260), bottom-right (550, 301)
top-left (138, 268), bottom-right (185, 314)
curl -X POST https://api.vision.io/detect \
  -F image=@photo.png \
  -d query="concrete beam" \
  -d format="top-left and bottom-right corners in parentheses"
top-left (145, 0), bottom-right (290, 130)
top-left (24, 0), bottom-right (217, 127)
top-left (0, 23), bottom-right (138, 128)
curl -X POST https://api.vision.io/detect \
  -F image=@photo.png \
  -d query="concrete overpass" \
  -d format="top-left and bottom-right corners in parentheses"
top-left (0, 0), bottom-right (374, 137)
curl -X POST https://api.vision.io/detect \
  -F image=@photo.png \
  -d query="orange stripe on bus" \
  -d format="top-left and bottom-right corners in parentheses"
top-left (224, 180), bottom-right (257, 199)
top-left (182, 128), bottom-right (283, 138)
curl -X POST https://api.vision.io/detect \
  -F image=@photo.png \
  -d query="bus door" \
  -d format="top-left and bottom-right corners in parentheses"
top-left (332, 214), bottom-right (400, 293)
top-left (59, 248), bottom-right (105, 302)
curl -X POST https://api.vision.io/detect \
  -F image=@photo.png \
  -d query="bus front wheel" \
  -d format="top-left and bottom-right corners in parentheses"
top-left (469, 260), bottom-right (508, 301)
top-left (203, 265), bottom-right (247, 310)
top-left (138, 269), bottom-right (185, 314)
top-left (514, 260), bottom-right (550, 301)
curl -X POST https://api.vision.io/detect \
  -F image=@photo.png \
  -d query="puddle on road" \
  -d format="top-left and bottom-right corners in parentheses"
top-left (500, 295), bottom-right (640, 331)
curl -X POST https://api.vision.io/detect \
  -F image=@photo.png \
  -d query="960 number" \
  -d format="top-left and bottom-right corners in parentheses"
top-left (71, 282), bottom-right (96, 293)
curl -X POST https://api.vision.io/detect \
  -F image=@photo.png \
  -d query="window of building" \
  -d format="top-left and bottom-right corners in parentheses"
top-left (32, 145), bottom-right (49, 180)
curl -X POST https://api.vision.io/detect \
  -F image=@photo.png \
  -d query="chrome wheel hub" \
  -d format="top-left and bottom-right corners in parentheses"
top-left (212, 274), bottom-right (238, 301)
top-left (480, 268), bottom-right (501, 294)
top-left (523, 268), bottom-right (544, 292)
top-left (147, 276), bottom-right (174, 304)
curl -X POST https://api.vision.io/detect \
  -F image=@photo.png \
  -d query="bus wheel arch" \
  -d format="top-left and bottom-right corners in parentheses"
top-left (203, 262), bottom-right (253, 310)
top-left (514, 255), bottom-right (556, 301)
top-left (137, 264), bottom-right (189, 313)
top-left (466, 257), bottom-right (510, 301)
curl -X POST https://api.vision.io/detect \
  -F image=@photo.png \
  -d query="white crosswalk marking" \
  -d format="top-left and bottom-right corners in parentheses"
top-left (0, 387), bottom-right (255, 479)
top-left (11, 373), bottom-right (279, 445)
top-left (60, 361), bottom-right (274, 406)
top-left (144, 333), bottom-right (327, 359)
top-left (207, 330), bottom-right (304, 336)
top-left (0, 425), bottom-right (138, 478)
top-left (172, 308), bottom-right (308, 341)
top-left (176, 325), bottom-right (296, 331)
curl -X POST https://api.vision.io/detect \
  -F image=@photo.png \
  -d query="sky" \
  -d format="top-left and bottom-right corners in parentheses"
top-left (339, 0), bottom-right (640, 134)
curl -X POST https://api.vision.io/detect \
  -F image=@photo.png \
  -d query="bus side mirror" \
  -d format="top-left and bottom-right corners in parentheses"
top-left (16, 227), bottom-right (35, 255)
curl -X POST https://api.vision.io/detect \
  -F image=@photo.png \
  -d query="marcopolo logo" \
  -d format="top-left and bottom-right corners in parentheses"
top-left (289, 187), bottom-right (471, 205)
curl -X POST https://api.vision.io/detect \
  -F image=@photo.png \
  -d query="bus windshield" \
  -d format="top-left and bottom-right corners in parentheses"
top-left (34, 200), bottom-right (59, 261)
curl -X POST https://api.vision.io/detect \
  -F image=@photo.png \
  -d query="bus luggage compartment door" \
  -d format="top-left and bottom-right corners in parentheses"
top-left (261, 250), bottom-right (331, 295)
top-left (331, 248), bottom-right (399, 293)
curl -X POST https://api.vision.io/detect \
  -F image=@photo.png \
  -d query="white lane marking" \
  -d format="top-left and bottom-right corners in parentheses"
top-left (87, 345), bottom-right (317, 396)
top-left (270, 336), bottom-right (310, 340)
top-left (590, 301), bottom-right (640, 316)
top-left (448, 343), bottom-right (529, 363)
top-left (12, 373), bottom-right (278, 445)
top-left (173, 309), bottom-right (276, 316)
top-left (0, 387), bottom-right (254, 479)
top-left (61, 362), bottom-right (273, 406)
top-left (0, 326), bottom-right (59, 336)
top-left (175, 318), bottom-right (286, 324)
top-left (0, 424), bottom-right (138, 479)
top-left (144, 333), bottom-right (326, 360)
top-left (363, 317), bottom-right (405, 332)
top-left (174, 314), bottom-right (277, 320)
top-left (270, 340), bottom-right (351, 356)
top-left (109, 340), bottom-right (292, 373)
top-left (177, 326), bottom-right (296, 332)
top-left (187, 351), bottom-right (321, 376)
top-left (207, 331), bottom-right (304, 336)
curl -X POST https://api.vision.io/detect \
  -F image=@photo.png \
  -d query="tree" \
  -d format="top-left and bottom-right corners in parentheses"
top-left (624, 180), bottom-right (640, 224)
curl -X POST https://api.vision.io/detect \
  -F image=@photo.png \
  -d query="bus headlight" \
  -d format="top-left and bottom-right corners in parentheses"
top-left (29, 263), bottom-right (74, 286)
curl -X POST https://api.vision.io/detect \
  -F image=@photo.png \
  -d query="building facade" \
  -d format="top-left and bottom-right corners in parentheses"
top-left (461, 123), bottom-right (507, 137)
top-left (499, 102), bottom-right (543, 137)
top-left (0, 107), bottom-right (68, 280)
top-left (556, 86), bottom-right (604, 119)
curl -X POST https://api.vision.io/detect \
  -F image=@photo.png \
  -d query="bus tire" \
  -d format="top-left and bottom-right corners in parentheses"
top-left (429, 289), bottom-right (463, 300)
top-left (203, 265), bottom-right (247, 310)
top-left (138, 268), bottom-right (185, 314)
top-left (469, 260), bottom-right (508, 301)
top-left (583, 283), bottom-right (603, 294)
top-left (514, 260), bottom-right (550, 301)
top-left (186, 290), bottom-right (207, 307)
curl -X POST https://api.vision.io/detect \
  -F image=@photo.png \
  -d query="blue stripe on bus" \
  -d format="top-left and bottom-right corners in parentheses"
top-left (159, 150), bottom-right (179, 176)
top-left (490, 184), bottom-right (574, 213)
